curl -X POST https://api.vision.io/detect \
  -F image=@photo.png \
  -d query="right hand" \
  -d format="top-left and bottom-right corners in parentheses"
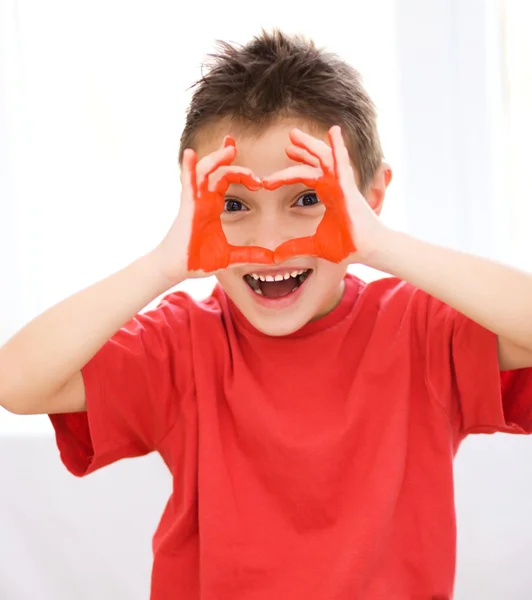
top-left (152, 137), bottom-right (274, 285)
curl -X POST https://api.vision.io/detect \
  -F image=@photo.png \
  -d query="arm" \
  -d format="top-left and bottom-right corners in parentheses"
top-left (367, 231), bottom-right (532, 371)
top-left (0, 140), bottom-right (245, 416)
top-left (263, 125), bottom-right (532, 372)
top-left (0, 252), bottom-right (177, 415)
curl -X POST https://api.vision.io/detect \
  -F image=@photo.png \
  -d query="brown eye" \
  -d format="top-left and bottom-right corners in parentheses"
top-left (295, 192), bottom-right (320, 207)
top-left (224, 199), bottom-right (248, 212)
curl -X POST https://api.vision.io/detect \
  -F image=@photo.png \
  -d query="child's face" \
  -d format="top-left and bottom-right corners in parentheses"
top-left (194, 119), bottom-right (365, 336)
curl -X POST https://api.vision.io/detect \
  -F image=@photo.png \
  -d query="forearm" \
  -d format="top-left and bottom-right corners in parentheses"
top-left (0, 250), bottom-right (177, 409)
top-left (367, 228), bottom-right (532, 349)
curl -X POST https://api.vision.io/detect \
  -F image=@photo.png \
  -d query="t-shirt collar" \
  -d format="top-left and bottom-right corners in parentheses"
top-left (217, 273), bottom-right (363, 339)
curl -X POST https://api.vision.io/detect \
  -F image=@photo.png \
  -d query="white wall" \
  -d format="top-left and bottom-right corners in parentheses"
top-left (0, 0), bottom-right (22, 341)
top-left (1, 0), bottom-right (532, 598)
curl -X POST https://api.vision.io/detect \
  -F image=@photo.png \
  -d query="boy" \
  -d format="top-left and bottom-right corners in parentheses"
top-left (1, 29), bottom-right (532, 600)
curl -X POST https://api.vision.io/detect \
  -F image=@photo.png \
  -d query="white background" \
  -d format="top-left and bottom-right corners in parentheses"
top-left (0, 0), bottom-right (531, 598)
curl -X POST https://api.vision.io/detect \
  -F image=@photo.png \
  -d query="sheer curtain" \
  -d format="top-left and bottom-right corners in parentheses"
top-left (452, 3), bottom-right (532, 597)
top-left (501, 0), bottom-right (532, 270)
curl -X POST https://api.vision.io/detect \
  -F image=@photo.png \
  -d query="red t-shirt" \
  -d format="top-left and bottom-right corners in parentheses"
top-left (49, 273), bottom-right (532, 599)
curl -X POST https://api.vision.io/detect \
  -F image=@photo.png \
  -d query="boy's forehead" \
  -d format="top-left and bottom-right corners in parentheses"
top-left (194, 119), bottom-right (329, 178)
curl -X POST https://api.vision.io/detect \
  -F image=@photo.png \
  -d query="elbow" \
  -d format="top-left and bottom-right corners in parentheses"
top-left (0, 357), bottom-right (39, 415)
top-left (0, 389), bottom-right (27, 415)
top-left (0, 372), bottom-right (30, 416)
top-left (0, 396), bottom-right (32, 416)
top-left (0, 380), bottom-right (12, 413)
top-left (0, 352), bottom-right (19, 413)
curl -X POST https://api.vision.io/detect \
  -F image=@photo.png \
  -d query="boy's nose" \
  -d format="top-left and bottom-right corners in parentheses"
top-left (247, 217), bottom-right (293, 251)
top-left (222, 209), bottom-right (322, 251)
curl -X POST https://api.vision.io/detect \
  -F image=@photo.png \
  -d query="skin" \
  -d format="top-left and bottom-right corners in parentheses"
top-left (3, 116), bottom-right (532, 417)
top-left (193, 119), bottom-right (391, 336)
top-left (192, 118), bottom-right (532, 370)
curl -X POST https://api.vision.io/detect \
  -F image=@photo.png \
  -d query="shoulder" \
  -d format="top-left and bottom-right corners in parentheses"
top-left (357, 274), bottom-right (413, 303)
top-left (96, 284), bottom-right (231, 383)
top-left (136, 283), bottom-right (230, 340)
top-left (355, 274), bottom-right (431, 314)
top-left (352, 273), bottom-right (456, 333)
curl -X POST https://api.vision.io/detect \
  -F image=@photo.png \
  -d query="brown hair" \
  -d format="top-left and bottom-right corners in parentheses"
top-left (179, 29), bottom-right (383, 192)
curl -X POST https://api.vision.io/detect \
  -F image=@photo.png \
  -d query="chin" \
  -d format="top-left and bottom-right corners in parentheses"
top-left (217, 261), bottom-right (346, 337)
top-left (243, 308), bottom-right (315, 337)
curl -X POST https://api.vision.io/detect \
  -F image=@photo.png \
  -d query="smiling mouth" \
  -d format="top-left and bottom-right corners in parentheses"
top-left (243, 269), bottom-right (312, 298)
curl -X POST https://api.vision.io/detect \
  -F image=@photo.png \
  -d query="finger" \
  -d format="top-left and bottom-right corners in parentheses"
top-left (273, 237), bottom-right (318, 263)
top-left (262, 165), bottom-right (322, 190)
top-left (289, 128), bottom-right (334, 174)
top-left (328, 125), bottom-right (361, 197)
top-left (180, 149), bottom-right (198, 199)
top-left (209, 166), bottom-right (262, 194)
top-left (228, 245), bottom-right (275, 267)
top-left (328, 125), bottom-right (351, 175)
top-left (196, 145), bottom-right (237, 183)
top-left (285, 144), bottom-right (321, 168)
top-left (223, 135), bottom-right (236, 148)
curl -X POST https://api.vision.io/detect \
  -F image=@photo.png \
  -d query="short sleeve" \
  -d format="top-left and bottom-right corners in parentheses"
top-left (420, 293), bottom-right (532, 436)
top-left (49, 293), bottom-right (194, 476)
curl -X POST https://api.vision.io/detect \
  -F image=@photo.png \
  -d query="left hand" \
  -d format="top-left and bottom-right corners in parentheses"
top-left (185, 135), bottom-right (274, 274)
top-left (262, 125), bottom-right (386, 264)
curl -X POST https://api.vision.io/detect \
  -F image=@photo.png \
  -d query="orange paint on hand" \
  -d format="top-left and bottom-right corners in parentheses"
top-left (263, 128), bottom-right (356, 264)
top-left (187, 132), bottom-right (356, 271)
top-left (264, 173), bottom-right (356, 264)
top-left (187, 137), bottom-right (275, 272)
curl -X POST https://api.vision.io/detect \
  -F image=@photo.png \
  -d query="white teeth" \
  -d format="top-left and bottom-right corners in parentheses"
top-left (254, 288), bottom-right (263, 295)
top-left (248, 269), bottom-right (308, 281)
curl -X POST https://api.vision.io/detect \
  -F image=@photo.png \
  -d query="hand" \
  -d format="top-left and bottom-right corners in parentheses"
top-left (153, 136), bottom-right (274, 284)
top-left (262, 126), bottom-right (385, 265)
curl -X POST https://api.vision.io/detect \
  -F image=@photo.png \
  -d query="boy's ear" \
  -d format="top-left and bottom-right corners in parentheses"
top-left (364, 162), bottom-right (392, 217)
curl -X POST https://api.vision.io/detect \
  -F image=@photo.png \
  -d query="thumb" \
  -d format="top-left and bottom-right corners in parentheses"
top-left (223, 135), bottom-right (236, 149)
top-left (180, 149), bottom-right (198, 201)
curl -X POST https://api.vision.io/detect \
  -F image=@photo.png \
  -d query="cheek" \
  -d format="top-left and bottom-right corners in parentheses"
top-left (215, 270), bottom-right (238, 292)
top-left (314, 261), bottom-right (348, 296)
top-left (220, 214), bottom-right (256, 246)
top-left (312, 261), bottom-right (348, 315)
top-left (292, 205), bottom-right (326, 236)
top-left (316, 259), bottom-right (347, 278)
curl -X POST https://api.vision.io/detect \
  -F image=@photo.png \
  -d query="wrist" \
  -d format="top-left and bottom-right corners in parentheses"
top-left (362, 228), bottom-right (423, 279)
top-left (142, 249), bottom-right (186, 293)
top-left (355, 224), bottom-right (401, 272)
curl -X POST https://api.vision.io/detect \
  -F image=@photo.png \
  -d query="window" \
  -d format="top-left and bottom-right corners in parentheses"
top-left (500, 0), bottom-right (532, 270)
